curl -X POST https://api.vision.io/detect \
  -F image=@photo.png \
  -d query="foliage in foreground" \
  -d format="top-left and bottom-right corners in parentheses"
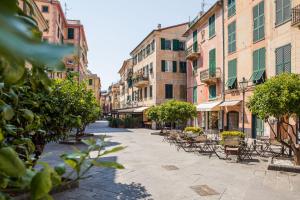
top-left (248, 73), bottom-right (300, 165)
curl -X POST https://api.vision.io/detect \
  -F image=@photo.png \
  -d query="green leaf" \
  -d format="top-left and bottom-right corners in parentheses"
top-left (1, 104), bottom-right (14, 120)
top-left (92, 161), bottom-right (125, 169)
top-left (54, 163), bottom-right (66, 176)
top-left (100, 146), bottom-right (126, 157)
top-left (0, 130), bottom-right (4, 142)
top-left (19, 109), bottom-right (34, 122)
top-left (31, 169), bottom-right (52, 200)
top-left (0, 147), bottom-right (26, 177)
top-left (63, 159), bottom-right (77, 170)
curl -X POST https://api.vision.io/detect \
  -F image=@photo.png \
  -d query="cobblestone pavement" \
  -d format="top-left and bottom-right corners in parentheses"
top-left (42, 121), bottom-right (300, 200)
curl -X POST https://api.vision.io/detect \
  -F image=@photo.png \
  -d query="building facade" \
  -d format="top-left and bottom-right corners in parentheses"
top-left (87, 71), bottom-right (101, 104)
top-left (115, 23), bottom-right (188, 127)
top-left (184, 1), bottom-right (224, 134)
top-left (118, 59), bottom-right (133, 109)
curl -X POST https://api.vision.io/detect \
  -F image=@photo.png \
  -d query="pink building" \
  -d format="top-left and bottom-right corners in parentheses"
top-left (183, 1), bottom-right (224, 133)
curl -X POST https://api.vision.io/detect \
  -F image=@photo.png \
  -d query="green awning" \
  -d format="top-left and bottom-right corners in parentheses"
top-left (251, 70), bottom-right (265, 82)
top-left (226, 77), bottom-right (237, 88)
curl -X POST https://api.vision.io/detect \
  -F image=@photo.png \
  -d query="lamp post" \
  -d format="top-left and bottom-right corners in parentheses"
top-left (239, 77), bottom-right (248, 133)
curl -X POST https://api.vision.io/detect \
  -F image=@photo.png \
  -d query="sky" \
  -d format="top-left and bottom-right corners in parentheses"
top-left (60, 0), bottom-right (217, 90)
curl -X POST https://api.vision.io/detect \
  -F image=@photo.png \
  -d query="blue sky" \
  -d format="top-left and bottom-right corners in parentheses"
top-left (60, 0), bottom-right (217, 89)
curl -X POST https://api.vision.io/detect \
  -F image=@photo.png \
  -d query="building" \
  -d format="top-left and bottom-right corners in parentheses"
top-left (222, 0), bottom-right (300, 138)
top-left (108, 83), bottom-right (121, 114)
top-left (18, 0), bottom-right (49, 33)
top-left (183, 1), bottom-right (224, 134)
top-left (87, 71), bottom-right (101, 104)
top-left (100, 91), bottom-right (111, 118)
top-left (118, 59), bottom-right (133, 109)
top-left (114, 23), bottom-right (188, 127)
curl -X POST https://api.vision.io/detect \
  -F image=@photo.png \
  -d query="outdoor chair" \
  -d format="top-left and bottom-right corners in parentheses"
top-left (223, 137), bottom-right (253, 161)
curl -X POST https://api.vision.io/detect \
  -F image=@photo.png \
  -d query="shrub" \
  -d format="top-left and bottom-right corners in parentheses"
top-left (221, 131), bottom-right (245, 141)
top-left (184, 127), bottom-right (203, 135)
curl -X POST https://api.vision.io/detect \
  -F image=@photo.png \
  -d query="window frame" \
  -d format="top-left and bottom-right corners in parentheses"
top-left (209, 14), bottom-right (216, 38)
top-left (253, 1), bottom-right (265, 43)
top-left (165, 84), bottom-right (173, 99)
top-left (228, 21), bottom-right (236, 54)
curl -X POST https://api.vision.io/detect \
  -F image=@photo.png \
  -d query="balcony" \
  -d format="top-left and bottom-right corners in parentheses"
top-left (292, 5), bottom-right (300, 27)
top-left (200, 68), bottom-right (222, 84)
top-left (186, 42), bottom-right (200, 60)
top-left (132, 73), bottom-right (149, 88)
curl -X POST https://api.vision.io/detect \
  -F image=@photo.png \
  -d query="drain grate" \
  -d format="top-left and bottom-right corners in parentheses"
top-left (162, 165), bottom-right (179, 171)
top-left (190, 185), bottom-right (219, 196)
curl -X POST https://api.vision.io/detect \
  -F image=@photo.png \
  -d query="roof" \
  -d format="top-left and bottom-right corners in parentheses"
top-left (183, 1), bottom-right (222, 37)
top-left (130, 22), bottom-right (189, 55)
top-left (118, 58), bottom-right (132, 74)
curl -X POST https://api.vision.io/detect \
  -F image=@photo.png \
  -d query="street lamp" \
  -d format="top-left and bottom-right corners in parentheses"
top-left (239, 77), bottom-right (248, 133)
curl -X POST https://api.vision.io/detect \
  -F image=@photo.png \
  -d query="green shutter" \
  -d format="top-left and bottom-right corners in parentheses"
top-left (252, 47), bottom-right (266, 82)
top-left (161, 38), bottom-right (165, 50)
top-left (180, 62), bottom-right (187, 73)
top-left (209, 49), bottom-right (216, 76)
top-left (161, 60), bottom-right (166, 72)
top-left (276, 0), bottom-right (291, 24)
top-left (253, 1), bottom-right (265, 42)
top-left (228, 0), bottom-right (236, 18)
top-left (173, 39), bottom-right (179, 51)
top-left (193, 86), bottom-right (197, 103)
top-left (173, 61), bottom-right (177, 73)
top-left (275, 44), bottom-right (291, 75)
top-left (209, 15), bottom-right (216, 38)
top-left (227, 59), bottom-right (237, 88)
top-left (228, 21), bottom-right (236, 53)
top-left (209, 85), bottom-right (216, 99)
top-left (193, 30), bottom-right (197, 42)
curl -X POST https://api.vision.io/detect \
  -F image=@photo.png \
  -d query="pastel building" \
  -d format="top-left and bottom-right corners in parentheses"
top-left (87, 71), bottom-right (101, 104)
top-left (184, 1), bottom-right (224, 134)
top-left (118, 59), bottom-right (134, 109)
top-left (115, 23), bottom-right (188, 127)
top-left (222, 0), bottom-right (300, 138)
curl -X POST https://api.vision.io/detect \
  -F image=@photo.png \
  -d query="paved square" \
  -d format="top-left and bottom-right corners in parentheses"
top-left (41, 121), bottom-right (300, 200)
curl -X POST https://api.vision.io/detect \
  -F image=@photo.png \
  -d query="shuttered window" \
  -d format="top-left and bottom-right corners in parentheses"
top-left (276, 0), bottom-right (291, 25)
top-left (209, 14), bottom-right (216, 38)
top-left (275, 44), bottom-right (291, 75)
top-left (227, 59), bottom-right (237, 89)
top-left (252, 47), bottom-right (266, 83)
top-left (161, 60), bottom-right (166, 72)
top-left (253, 1), bottom-right (265, 42)
top-left (228, 21), bottom-right (236, 53)
top-left (161, 38), bottom-right (165, 50)
top-left (228, 0), bottom-right (236, 18)
top-left (149, 85), bottom-right (153, 98)
top-left (165, 84), bottom-right (173, 99)
top-left (193, 86), bottom-right (197, 103)
top-left (144, 87), bottom-right (148, 99)
top-left (180, 85), bottom-right (187, 99)
top-left (209, 85), bottom-right (217, 99)
top-left (209, 49), bottom-right (216, 76)
top-left (173, 61), bottom-right (177, 73)
top-left (179, 62), bottom-right (187, 73)
top-left (193, 30), bottom-right (198, 42)
top-left (161, 38), bottom-right (171, 50)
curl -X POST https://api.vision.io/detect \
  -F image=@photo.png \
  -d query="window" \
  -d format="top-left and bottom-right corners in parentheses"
top-left (161, 38), bottom-right (171, 50)
top-left (209, 85), bottom-right (217, 99)
top-left (149, 85), bottom-right (153, 98)
top-left (179, 62), bottom-right (187, 73)
top-left (165, 84), bottom-right (173, 99)
top-left (228, 21), bottom-right (236, 53)
top-left (252, 47), bottom-right (266, 84)
top-left (227, 59), bottom-right (237, 89)
top-left (149, 63), bottom-right (153, 74)
top-left (151, 40), bottom-right (155, 52)
top-left (89, 79), bottom-right (93, 86)
top-left (253, 1), bottom-right (265, 42)
top-left (42, 5), bottom-right (49, 13)
top-left (193, 60), bottom-right (198, 70)
top-left (179, 41), bottom-right (185, 51)
top-left (193, 86), bottom-right (197, 103)
top-left (209, 14), bottom-right (216, 38)
top-left (57, 26), bottom-right (60, 39)
top-left (275, 44), bottom-right (291, 75)
top-left (180, 85), bottom-right (186, 99)
top-left (193, 30), bottom-right (197, 42)
top-left (161, 60), bottom-right (173, 72)
top-left (144, 87), bottom-right (148, 99)
top-left (275, 0), bottom-right (291, 25)
top-left (209, 49), bottom-right (216, 76)
top-left (228, 0), bottom-right (236, 18)
top-left (173, 61), bottom-right (177, 73)
top-left (227, 111), bottom-right (239, 130)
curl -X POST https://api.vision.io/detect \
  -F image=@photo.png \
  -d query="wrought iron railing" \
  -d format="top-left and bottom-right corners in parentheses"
top-left (186, 42), bottom-right (200, 57)
top-left (200, 68), bottom-right (221, 82)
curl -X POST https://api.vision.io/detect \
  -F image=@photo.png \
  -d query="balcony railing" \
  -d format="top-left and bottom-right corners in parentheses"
top-left (200, 68), bottom-right (221, 84)
top-left (132, 73), bottom-right (149, 88)
top-left (292, 5), bottom-right (300, 27)
top-left (186, 42), bottom-right (200, 60)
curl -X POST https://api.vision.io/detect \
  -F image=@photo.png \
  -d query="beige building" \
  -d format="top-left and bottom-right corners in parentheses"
top-left (115, 23), bottom-right (188, 127)
top-left (87, 71), bottom-right (101, 104)
top-left (118, 59), bottom-right (133, 109)
top-left (222, 0), bottom-right (300, 138)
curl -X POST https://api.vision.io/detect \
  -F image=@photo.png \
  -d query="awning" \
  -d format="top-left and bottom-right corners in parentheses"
top-left (219, 100), bottom-right (241, 107)
top-left (133, 107), bottom-right (149, 113)
top-left (196, 101), bottom-right (222, 112)
top-left (117, 108), bottom-right (135, 114)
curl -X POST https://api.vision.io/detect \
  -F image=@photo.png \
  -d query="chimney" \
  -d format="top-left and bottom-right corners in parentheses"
top-left (157, 24), bottom-right (162, 29)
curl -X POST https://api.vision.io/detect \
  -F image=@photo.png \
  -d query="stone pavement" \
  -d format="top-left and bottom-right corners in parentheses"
top-left (42, 121), bottom-right (300, 200)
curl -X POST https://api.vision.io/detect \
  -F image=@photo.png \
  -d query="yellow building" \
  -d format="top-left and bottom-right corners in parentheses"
top-left (87, 71), bottom-right (101, 104)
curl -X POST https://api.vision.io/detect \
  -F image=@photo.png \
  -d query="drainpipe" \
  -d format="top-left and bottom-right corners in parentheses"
top-left (221, 0), bottom-right (225, 131)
